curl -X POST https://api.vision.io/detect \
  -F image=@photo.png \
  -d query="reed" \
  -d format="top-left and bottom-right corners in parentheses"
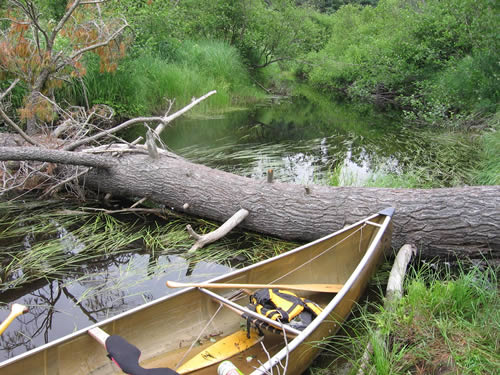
top-left (0, 200), bottom-right (296, 295)
top-left (473, 116), bottom-right (500, 185)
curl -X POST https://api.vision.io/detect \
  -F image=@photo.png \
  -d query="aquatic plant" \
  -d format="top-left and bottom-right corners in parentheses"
top-left (0, 200), bottom-right (295, 294)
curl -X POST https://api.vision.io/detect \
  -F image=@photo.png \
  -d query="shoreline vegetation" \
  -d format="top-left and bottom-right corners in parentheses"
top-left (310, 260), bottom-right (499, 375)
top-left (0, 1), bottom-right (497, 188)
top-left (3, 0), bottom-right (496, 188)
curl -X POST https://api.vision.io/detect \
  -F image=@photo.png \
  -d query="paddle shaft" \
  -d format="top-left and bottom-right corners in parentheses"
top-left (166, 281), bottom-right (343, 293)
top-left (0, 304), bottom-right (28, 335)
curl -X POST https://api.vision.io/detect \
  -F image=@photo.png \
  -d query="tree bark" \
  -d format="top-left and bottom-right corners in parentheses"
top-left (80, 149), bottom-right (498, 259)
top-left (1, 146), bottom-right (499, 259)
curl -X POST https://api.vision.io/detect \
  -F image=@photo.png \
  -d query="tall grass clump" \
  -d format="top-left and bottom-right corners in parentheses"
top-left (322, 263), bottom-right (500, 375)
top-left (60, 40), bottom-right (261, 118)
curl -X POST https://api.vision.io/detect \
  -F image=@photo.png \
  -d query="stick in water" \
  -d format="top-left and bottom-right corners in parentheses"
top-left (0, 304), bottom-right (28, 335)
top-left (166, 280), bottom-right (343, 293)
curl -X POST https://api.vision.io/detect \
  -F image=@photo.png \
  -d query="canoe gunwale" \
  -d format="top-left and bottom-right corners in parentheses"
top-left (250, 210), bottom-right (393, 375)
top-left (0, 208), bottom-right (394, 372)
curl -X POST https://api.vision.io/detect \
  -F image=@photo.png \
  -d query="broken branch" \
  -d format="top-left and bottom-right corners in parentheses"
top-left (154, 90), bottom-right (217, 136)
top-left (187, 208), bottom-right (249, 253)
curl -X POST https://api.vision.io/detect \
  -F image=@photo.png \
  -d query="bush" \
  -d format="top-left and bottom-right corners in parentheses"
top-left (303, 0), bottom-right (499, 121)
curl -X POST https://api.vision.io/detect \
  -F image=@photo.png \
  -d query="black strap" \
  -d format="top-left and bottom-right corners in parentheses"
top-left (106, 335), bottom-right (179, 375)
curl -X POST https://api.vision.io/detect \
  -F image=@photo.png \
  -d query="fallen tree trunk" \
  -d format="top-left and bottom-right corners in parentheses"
top-left (1, 145), bottom-right (499, 259)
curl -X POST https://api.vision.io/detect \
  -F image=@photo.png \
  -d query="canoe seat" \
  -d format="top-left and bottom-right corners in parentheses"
top-left (106, 335), bottom-right (179, 375)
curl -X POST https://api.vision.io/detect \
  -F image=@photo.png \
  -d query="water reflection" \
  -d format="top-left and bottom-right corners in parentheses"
top-left (123, 99), bottom-right (415, 185)
top-left (0, 251), bottom-right (230, 361)
top-left (133, 98), bottom-right (476, 187)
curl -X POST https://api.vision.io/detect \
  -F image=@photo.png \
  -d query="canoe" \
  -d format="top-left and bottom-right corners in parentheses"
top-left (0, 208), bottom-right (394, 375)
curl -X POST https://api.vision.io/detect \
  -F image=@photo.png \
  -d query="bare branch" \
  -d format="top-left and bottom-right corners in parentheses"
top-left (154, 90), bottom-right (217, 136)
top-left (24, 1), bottom-right (50, 50)
top-left (61, 20), bottom-right (129, 69)
top-left (49, 0), bottom-right (83, 48)
top-left (0, 147), bottom-right (115, 168)
top-left (0, 80), bottom-right (43, 146)
top-left (40, 167), bottom-right (90, 198)
top-left (0, 108), bottom-right (42, 147)
top-left (64, 90), bottom-right (217, 151)
top-left (63, 116), bottom-right (163, 151)
top-left (0, 78), bottom-right (20, 102)
top-left (187, 208), bottom-right (249, 253)
top-left (80, 0), bottom-right (109, 4)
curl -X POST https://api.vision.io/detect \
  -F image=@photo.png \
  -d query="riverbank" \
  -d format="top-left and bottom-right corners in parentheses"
top-left (309, 261), bottom-right (499, 375)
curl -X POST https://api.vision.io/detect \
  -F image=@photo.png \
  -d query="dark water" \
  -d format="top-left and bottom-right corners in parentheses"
top-left (126, 98), bottom-right (418, 185)
top-left (0, 248), bottom-right (230, 360)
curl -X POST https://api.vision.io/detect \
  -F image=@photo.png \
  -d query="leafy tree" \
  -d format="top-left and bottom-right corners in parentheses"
top-left (111, 0), bottom-right (327, 69)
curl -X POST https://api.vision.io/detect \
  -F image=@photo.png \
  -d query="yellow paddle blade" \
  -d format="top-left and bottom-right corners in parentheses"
top-left (177, 330), bottom-right (263, 374)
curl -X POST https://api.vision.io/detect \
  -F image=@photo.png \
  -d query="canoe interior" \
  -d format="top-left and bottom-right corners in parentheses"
top-left (0, 212), bottom-right (392, 375)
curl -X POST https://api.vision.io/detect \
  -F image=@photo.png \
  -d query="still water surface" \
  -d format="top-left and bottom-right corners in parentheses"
top-left (151, 99), bottom-right (409, 185)
top-left (0, 249), bottom-right (230, 360)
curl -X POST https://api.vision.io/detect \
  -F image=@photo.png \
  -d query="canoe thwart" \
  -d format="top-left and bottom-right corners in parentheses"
top-left (166, 281), bottom-right (343, 294)
top-left (198, 287), bottom-right (301, 337)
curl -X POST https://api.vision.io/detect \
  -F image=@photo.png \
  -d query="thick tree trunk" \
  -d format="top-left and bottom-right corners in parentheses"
top-left (1, 145), bottom-right (499, 259)
top-left (80, 149), bottom-right (499, 259)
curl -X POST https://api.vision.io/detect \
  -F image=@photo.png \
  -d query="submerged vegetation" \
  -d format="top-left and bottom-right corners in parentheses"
top-left (0, 200), bottom-right (296, 294)
top-left (310, 263), bottom-right (500, 375)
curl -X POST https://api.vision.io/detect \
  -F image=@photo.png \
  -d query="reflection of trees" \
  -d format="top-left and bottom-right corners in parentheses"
top-left (61, 286), bottom-right (98, 324)
top-left (0, 250), bottom-right (138, 360)
top-left (0, 280), bottom-right (61, 357)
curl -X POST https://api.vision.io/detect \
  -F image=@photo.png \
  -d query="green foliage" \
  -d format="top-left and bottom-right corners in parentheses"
top-left (110, 0), bottom-right (328, 70)
top-left (60, 40), bottom-right (259, 117)
top-left (37, 0), bottom-right (68, 20)
top-left (303, 0), bottom-right (499, 121)
top-left (298, 0), bottom-right (378, 13)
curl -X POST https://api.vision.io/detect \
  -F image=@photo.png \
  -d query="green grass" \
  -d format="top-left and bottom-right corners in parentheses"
top-left (310, 262), bottom-right (499, 375)
top-left (473, 115), bottom-right (500, 185)
top-left (60, 40), bottom-right (264, 118)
